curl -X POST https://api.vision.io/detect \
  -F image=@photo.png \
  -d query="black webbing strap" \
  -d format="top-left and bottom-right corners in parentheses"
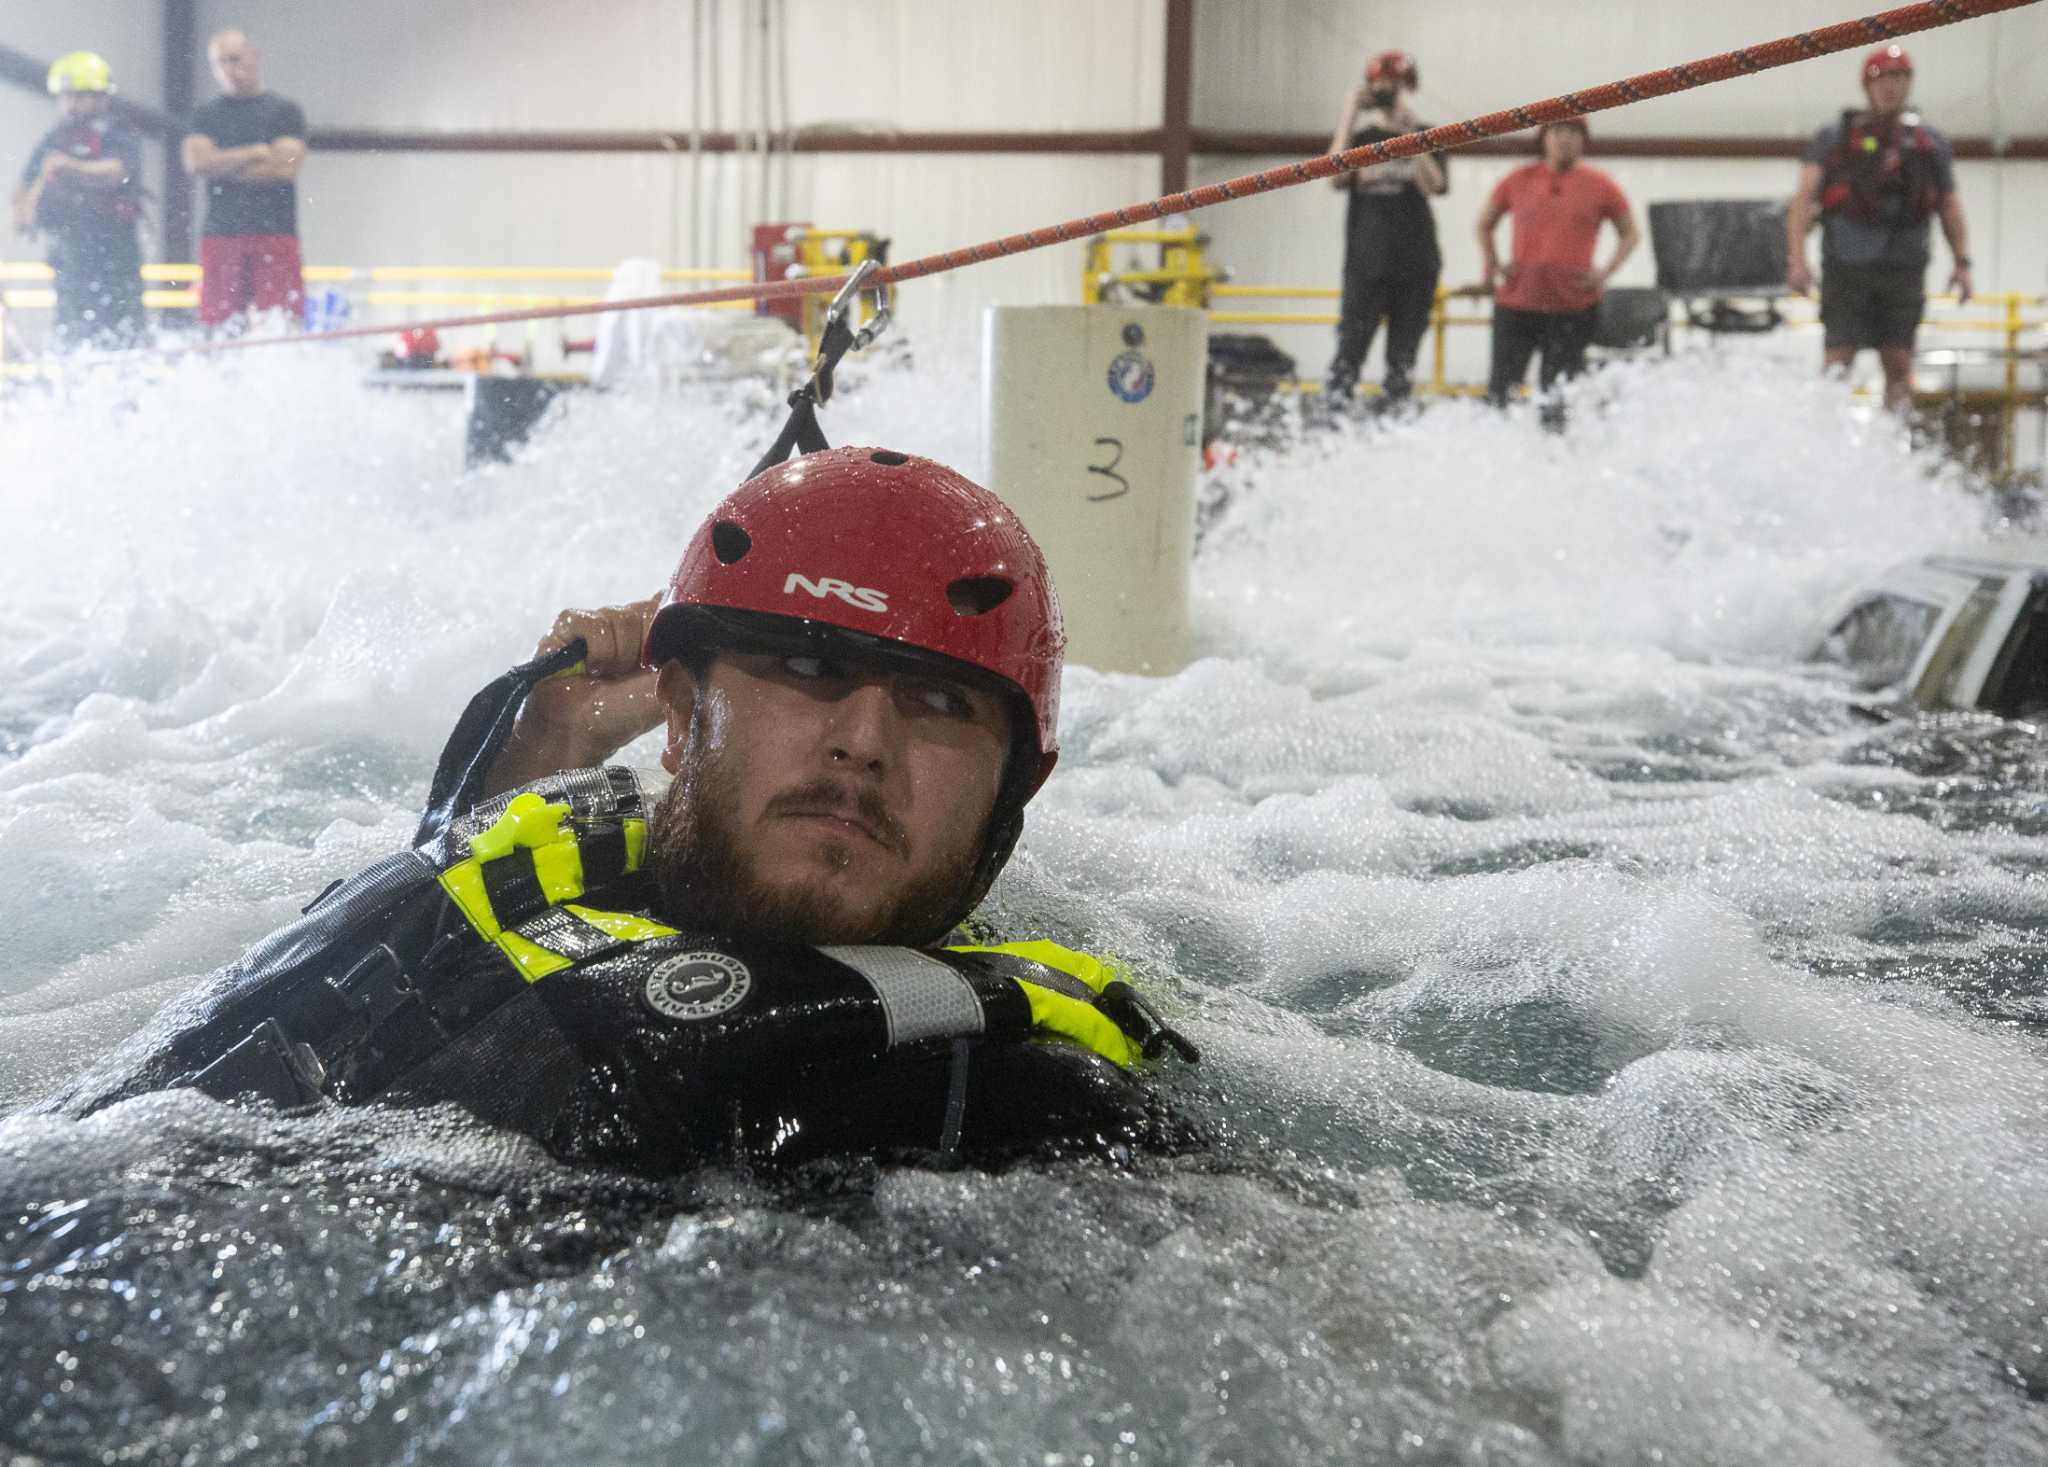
top-left (744, 305), bottom-right (859, 480)
top-left (414, 637), bottom-right (589, 848)
top-left (936, 1037), bottom-right (974, 1160)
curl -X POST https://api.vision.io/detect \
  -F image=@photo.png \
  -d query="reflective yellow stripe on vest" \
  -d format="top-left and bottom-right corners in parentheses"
top-left (437, 791), bottom-right (658, 981)
top-left (945, 939), bottom-right (1127, 996)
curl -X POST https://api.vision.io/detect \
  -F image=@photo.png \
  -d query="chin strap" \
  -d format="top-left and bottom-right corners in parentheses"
top-left (745, 258), bottom-right (893, 480)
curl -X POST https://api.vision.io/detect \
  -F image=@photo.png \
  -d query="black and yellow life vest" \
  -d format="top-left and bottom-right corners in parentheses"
top-left (44, 767), bottom-right (1194, 1172)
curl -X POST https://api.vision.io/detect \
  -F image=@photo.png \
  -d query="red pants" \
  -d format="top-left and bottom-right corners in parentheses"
top-left (198, 233), bottom-right (304, 326)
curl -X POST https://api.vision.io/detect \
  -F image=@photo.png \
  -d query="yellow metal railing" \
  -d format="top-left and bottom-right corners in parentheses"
top-left (0, 260), bottom-right (758, 361)
top-left (1197, 280), bottom-right (2045, 472)
top-left (1082, 227), bottom-right (1224, 310)
top-left (786, 229), bottom-right (891, 355)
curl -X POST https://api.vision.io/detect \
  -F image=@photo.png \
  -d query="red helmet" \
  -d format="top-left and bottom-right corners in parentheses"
top-left (1365, 50), bottom-right (1419, 90)
top-left (646, 447), bottom-right (1066, 884)
top-left (1863, 44), bottom-right (1913, 81)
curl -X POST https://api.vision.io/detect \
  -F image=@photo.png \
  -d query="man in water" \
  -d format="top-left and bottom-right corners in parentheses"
top-left (182, 29), bottom-right (308, 331)
top-left (1323, 49), bottom-right (1448, 411)
top-left (1786, 45), bottom-right (1971, 414)
top-left (1476, 118), bottom-right (1638, 430)
top-left (9, 52), bottom-right (147, 350)
top-left (42, 448), bottom-right (1191, 1171)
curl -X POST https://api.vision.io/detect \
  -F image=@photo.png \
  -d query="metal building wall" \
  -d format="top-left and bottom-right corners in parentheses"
top-left (184, 0), bottom-right (1165, 347)
top-left (8, 0), bottom-right (2028, 362)
top-left (1197, 0), bottom-right (2047, 385)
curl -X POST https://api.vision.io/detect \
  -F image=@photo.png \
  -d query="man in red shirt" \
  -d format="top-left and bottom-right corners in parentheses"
top-left (1476, 119), bottom-right (1639, 427)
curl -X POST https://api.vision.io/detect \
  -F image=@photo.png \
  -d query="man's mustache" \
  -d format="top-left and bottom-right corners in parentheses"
top-left (763, 780), bottom-right (908, 854)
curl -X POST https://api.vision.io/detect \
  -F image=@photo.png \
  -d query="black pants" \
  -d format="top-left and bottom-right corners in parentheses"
top-left (1819, 262), bottom-right (1924, 350)
top-left (1487, 304), bottom-right (1599, 420)
top-left (1328, 269), bottom-right (1437, 400)
top-left (49, 233), bottom-right (146, 349)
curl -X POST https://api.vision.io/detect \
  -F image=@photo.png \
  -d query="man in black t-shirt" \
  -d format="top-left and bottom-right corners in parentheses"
top-left (10, 51), bottom-right (147, 350)
top-left (182, 29), bottom-right (307, 329)
top-left (1324, 50), bottom-right (1447, 409)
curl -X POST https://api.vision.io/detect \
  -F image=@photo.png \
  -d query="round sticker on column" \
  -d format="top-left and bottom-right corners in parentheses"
top-left (643, 951), bottom-right (753, 1021)
top-left (1107, 350), bottom-right (1155, 403)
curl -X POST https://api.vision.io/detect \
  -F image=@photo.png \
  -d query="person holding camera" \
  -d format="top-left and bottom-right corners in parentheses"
top-left (1324, 50), bottom-right (1448, 411)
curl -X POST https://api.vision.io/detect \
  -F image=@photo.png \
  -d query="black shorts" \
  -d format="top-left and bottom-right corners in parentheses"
top-left (1819, 263), bottom-right (1924, 350)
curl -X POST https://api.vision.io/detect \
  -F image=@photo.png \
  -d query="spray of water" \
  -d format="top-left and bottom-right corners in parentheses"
top-left (2, 344), bottom-right (2043, 1465)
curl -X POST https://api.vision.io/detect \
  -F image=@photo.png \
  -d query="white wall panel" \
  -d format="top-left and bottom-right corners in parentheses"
top-left (170, 0), bottom-right (1162, 342)
top-left (188, 0), bottom-right (1161, 132)
top-left (11, 0), bottom-right (2034, 366)
top-left (297, 148), bottom-right (1154, 349)
top-left (1198, 0), bottom-right (2048, 140)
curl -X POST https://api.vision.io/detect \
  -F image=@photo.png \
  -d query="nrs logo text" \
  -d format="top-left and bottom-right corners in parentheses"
top-left (783, 574), bottom-right (890, 614)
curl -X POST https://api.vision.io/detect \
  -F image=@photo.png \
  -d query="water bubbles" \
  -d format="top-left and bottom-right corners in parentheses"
top-left (1, 345), bottom-right (2045, 1462)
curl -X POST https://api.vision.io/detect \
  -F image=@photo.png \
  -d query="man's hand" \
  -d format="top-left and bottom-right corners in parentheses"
top-left (40, 153), bottom-right (74, 182)
top-left (1787, 257), bottom-right (1814, 296)
top-left (483, 598), bottom-right (665, 796)
top-left (1949, 261), bottom-right (1974, 306)
top-left (1577, 267), bottom-right (1607, 295)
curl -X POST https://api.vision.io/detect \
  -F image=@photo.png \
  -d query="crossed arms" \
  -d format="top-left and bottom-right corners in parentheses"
top-left (181, 132), bottom-right (306, 184)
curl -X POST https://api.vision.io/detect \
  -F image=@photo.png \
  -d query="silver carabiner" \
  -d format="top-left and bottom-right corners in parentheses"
top-left (818, 258), bottom-right (891, 358)
top-left (802, 257), bottom-right (892, 405)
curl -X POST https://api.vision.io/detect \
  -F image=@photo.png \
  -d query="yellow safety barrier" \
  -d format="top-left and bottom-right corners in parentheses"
top-left (0, 261), bottom-right (747, 286)
top-left (1193, 278), bottom-right (2044, 478)
top-left (1082, 227), bottom-right (1224, 310)
top-left (0, 259), bottom-right (758, 361)
top-left (790, 229), bottom-right (890, 356)
top-left (365, 266), bottom-right (746, 284)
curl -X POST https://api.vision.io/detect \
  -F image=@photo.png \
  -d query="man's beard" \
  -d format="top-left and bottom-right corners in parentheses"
top-left (647, 735), bottom-right (985, 948)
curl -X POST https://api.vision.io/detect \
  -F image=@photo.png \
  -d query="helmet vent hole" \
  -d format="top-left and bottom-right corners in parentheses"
top-left (947, 576), bottom-right (1013, 616)
top-left (870, 450), bottom-right (910, 466)
top-left (711, 521), bottom-right (752, 564)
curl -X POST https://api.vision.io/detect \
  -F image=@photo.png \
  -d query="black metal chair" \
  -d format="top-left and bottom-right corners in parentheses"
top-left (1591, 287), bottom-right (1671, 355)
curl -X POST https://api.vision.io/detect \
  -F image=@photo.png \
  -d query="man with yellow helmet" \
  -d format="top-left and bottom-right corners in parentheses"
top-left (10, 51), bottom-right (148, 349)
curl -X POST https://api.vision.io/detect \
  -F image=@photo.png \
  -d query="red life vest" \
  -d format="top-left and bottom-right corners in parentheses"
top-left (35, 119), bottom-right (142, 233)
top-left (1819, 110), bottom-right (1945, 224)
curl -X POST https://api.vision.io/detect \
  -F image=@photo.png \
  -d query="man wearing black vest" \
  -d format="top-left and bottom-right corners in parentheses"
top-left (1787, 45), bottom-right (1971, 414)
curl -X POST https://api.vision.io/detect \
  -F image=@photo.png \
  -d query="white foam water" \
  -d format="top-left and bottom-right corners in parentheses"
top-left (2, 342), bottom-right (2043, 1465)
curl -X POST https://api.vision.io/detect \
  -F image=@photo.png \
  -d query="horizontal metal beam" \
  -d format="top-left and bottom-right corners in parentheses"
top-left (1188, 128), bottom-right (2048, 162)
top-left (306, 127), bottom-right (1171, 155)
top-left (302, 124), bottom-right (2048, 162)
top-left (8, 42), bottom-right (2041, 164)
